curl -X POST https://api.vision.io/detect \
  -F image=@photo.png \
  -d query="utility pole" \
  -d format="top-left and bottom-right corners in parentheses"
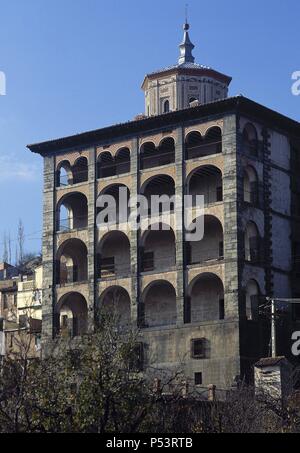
top-left (270, 298), bottom-right (276, 358)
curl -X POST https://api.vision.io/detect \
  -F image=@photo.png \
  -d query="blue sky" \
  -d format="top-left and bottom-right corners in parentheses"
top-left (0, 0), bottom-right (299, 262)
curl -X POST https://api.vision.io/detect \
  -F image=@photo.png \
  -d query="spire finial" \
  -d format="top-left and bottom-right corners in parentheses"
top-left (178, 8), bottom-right (195, 65)
top-left (185, 3), bottom-right (188, 24)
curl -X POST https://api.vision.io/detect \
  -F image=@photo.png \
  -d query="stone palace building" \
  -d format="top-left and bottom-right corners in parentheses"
top-left (28, 21), bottom-right (300, 389)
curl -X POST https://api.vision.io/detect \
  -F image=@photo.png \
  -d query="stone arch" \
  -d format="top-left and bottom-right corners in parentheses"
top-left (243, 123), bottom-right (258, 156)
top-left (97, 230), bottom-right (131, 278)
top-left (141, 280), bottom-right (177, 328)
top-left (186, 214), bottom-right (224, 265)
top-left (244, 221), bottom-right (261, 263)
top-left (56, 192), bottom-right (88, 231)
top-left (158, 136), bottom-right (175, 152)
top-left (188, 165), bottom-right (223, 206)
top-left (56, 238), bottom-right (88, 284)
top-left (97, 151), bottom-right (115, 179)
top-left (98, 286), bottom-right (131, 327)
top-left (202, 126), bottom-right (222, 155)
top-left (140, 223), bottom-right (176, 272)
top-left (141, 174), bottom-right (175, 216)
top-left (140, 137), bottom-right (175, 170)
top-left (115, 147), bottom-right (131, 175)
top-left (245, 279), bottom-right (261, 321)
top-left (55, 292), bottom-right (88, 338)
top-left (141, 173), bottom-right (175, 194)
top-left (56, 160), bottom-right (72, 187)
top-left (185, 131), bottom-right (203, 160)
top-left (188, 273), bottom-right (225, 323)
top-left (244, 165), bottom-right (259, 204)
top-left (97, 183), bottom-right (130, 225)
top-left (73, 156), bottom-right (88, 184)
top-left (140, 141), bottom-right (157, 170)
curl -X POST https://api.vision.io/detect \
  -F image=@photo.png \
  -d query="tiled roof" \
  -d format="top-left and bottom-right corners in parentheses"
top-left (147, 62), bottom-right (212, 76)
top-left (27, 96), bottom-right (300, 156)
top-left (255, 357), bottom-right (287, 368)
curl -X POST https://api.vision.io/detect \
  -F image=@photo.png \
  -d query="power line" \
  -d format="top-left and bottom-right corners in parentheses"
top-left (0, 231), bottom-right (43, 249)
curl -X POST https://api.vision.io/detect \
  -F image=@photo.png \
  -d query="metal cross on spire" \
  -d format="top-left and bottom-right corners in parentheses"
top-left (178, 4), bottom-right (195, 65)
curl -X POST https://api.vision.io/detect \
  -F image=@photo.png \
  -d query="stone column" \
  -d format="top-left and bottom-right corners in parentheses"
top-left (87, 147), bottom-right (97, 332)
top-left (130, 137), bottom-right (140, 325)
top-left (223, 114), bottom-right (241, 321)
top-left (41, 155), bottom-right (56, 356)
top-left (175, 126), bottom-right (185, 326)
top-left (223, 113), bottom-right (242, 379)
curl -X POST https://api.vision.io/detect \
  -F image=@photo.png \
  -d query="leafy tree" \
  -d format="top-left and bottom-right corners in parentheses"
top-left (0, 313), bottom-right (184, 433)
top-left (1, 312), bottom-right (300, 433)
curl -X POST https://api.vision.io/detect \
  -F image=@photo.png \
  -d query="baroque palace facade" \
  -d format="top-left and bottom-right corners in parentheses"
top-left (28, 23), bottom-right (300, 389)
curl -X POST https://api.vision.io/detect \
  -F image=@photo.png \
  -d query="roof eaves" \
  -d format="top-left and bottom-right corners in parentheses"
top-left (27, 96), bottom-right (300, 156)
top-left (27, 96), bottom-right (239, 155)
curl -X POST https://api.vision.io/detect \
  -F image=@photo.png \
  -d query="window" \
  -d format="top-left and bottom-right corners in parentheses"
top-left (242, 124), bottom-right (258, 157)
top-left (191, 338), bottom-right (206, 359)
top-left (195, 372), bottom-right (203, 386)
top-left (163, 100), bottom-right (170, 113)
top-left (13, 294), bottom-right (17, 307)
top-left (19, 315), bottom-right (28, 328)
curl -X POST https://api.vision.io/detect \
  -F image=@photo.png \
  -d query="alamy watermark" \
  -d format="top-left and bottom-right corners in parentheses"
top-left (96, 188), bottom-right (205, 241)
top-left (291, 71), bottom-right (300, 96)
top-left (292, 331), bottom-right (300, 357)
top-left (0, 71), bottom-right (6, 96)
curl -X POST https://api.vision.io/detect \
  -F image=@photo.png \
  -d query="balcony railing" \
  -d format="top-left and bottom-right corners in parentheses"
top-left (97, 161), bottom-right (131, 179)
top-left (189, 189), bottom-right (223, 207)
top-left (140, 256), bottom-right (176, 273)
top-left (140, 152), bottom-right (175, 170)
top-left (186, 141), bottom-right (222, 160)
top-left (57, 266), bottom-right (79, 286)
top-left (57, 217), bottom-right (88, 232)
top-left (57, 169), bottom-right (88, 187)
top-left (187, 249), bottom-right (224, 266)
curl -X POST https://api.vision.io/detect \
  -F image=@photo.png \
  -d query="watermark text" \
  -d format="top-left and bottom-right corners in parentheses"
top-left (291, 71), bottom-right (300, 96)
top-left (0, 71), bottom-right (6, 96)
